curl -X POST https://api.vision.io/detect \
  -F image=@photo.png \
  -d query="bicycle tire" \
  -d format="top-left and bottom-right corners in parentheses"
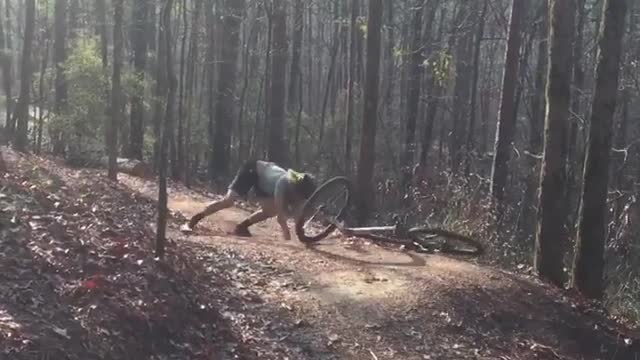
top-left (408, 227), bottom-right (484, 256)
top-left (295, 176), bottom-right (352, 244)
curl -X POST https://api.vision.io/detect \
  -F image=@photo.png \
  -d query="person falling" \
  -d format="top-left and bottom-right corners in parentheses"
top-left (180, 160), bottom-right (317, 240)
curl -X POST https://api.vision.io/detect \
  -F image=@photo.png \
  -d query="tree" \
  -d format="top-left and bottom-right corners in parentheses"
top-left (572, 0), bottom-right (627, 299)
top-left (96, 0), bottom-right (108, 68)
top-left (211, 0), bottom-right (245, 178)
top-left (108, 0), bottom-right (124, 180)
top-left (355, 0), bottom-right (383, 223)
top-left (490, 0), bottom-right (525, 210)
top-left (0, 0), bottom-right (11, 135)
top-left (534, 0), bottom-right (576, 288)
top-left (53, 0), bottom-right (68, 155)
top-left (287, 0), bottom-right (303, 113)
top-left (400, 0), bottom-right (424, 188)
top-left (267, 0), bottom-right (288, 165)
top-left (345, 0), bottom-right (359, 175)
top-left (449, 2), bottom-right (474, 174)
top-left (12, 0), bottom-right (36, 152)
top-left (465, 0), bottom-right (489, 172)
top-left (521, 1), bottom-right (549, 236)
top-left (128, 0), bottom-right (149, 160)
top-left (156, 0), bottom-right (177, 259)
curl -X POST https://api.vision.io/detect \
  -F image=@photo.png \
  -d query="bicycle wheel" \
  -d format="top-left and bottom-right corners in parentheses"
top-left (408, 227), bottom-right (484, 256)
top-left (295, 176), bottom-right (352, 243)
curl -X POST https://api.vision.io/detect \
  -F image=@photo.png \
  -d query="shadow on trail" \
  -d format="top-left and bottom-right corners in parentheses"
top-left (436, 277), bottom-right (640, 359)
top-left (307, 245), bottom-right (428, 268)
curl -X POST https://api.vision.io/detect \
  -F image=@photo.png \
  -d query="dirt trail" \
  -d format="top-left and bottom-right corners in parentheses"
top-left (120, 175), bottom-right (638, 360)
top-left (2, 150), bottom-right (637, 359)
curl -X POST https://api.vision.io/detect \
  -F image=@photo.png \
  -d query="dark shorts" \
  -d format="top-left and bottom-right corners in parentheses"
top-left (228, 160), bottom-right (269, 198)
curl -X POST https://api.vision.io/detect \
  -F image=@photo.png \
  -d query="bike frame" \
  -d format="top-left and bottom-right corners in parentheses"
top-left (333, 220), bottom-right (408, 238)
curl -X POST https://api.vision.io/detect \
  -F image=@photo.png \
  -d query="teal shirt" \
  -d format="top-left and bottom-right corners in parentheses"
top-left (255, 161), bottom-right (303, 216)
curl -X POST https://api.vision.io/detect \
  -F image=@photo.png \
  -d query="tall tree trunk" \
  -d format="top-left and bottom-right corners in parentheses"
top-left (36, 26), bottom-right (50, 154)
top-left (108, 0), bottom-right (124, 181)
top-left (345, 0), bottom-right (359, 175)
top-left (465, 0), bottom-right (488, 173)
top-left (355, 0), bottom-right (383, 224)
top-left (156, 0), bottom-right (177, 259)
top-left (185, 0), bottom-right (203, 185)
top-left (52, 0), bottom-right (67, 155)
top-left (534, 0), bottom-right (576, 288)
top-left (521, 2), bottom-right (548, 237)
top-left (448, 3), bottom-right (473, 174)
top-left (153, 1), bottom-right (169, 171)
top-left (268, 0), bottom-right (288, 165)
top-left (0, 0), bottom-right (11, 136)
top-left (211, 0), bottom-right (244, 178)
top-left (490, 0), bottom-right (525, 211)
top-left (147, 2), bottom-right (157, 53)
top-left (237, 12), bottom-right (258, 163)
top-left (287, 0), bottom-right (303, 113)
top-left (572, 0), bottom-right (627, 300)
top-left (260, 6), bottom-right (273, 158)
top-left (128, 0), bottom-right (148, 160)
top-left (566, 0), bottom-right (587, 225)
top-left (205, 2), bottom-right (216, 179)
top-left (400, 0), bottom-right (424, 188)
top-left (174, 0), bottom-right (189, 179)
top-left (96, 0), bottom-right (108, 68)
top-left (317, 28), bottom-right (339, 156)
top-left (419, 6), bottom-right (446, 166)
top-left (12, 0), bottom-right (36, 152)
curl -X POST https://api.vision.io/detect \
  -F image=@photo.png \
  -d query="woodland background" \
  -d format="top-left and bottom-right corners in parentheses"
top-left (0, 0), bottom-right (638, 324)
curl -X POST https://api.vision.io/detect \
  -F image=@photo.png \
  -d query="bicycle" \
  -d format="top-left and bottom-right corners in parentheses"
top-left (294, 176), bottom-right (484, 256)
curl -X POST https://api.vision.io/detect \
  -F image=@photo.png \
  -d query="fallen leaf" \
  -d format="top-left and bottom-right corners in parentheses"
top-left (52, 326), bottom-right (70, 339)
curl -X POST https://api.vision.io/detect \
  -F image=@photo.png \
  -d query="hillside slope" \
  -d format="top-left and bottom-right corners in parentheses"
top-left (1, 148), bottom-right (638, 360)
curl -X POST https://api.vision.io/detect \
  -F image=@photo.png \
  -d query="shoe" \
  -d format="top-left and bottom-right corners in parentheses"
top-left (180, 223), bottom-right (194, 233)
top-left (233, 225), bottom-right (252, 237)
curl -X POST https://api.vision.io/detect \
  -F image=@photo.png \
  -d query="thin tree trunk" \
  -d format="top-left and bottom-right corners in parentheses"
top-left (400, 0), bottom-right (424, 188)
top-left (156, 0), bottom-right (177, 259)
top-left (237, 16), bottom-right (258, 163)
top-left (128, 0), bottom-right (148, 160)
top-left (268, 0), bottom-right (288, 165)
top-left (211, 0), bottom-right (245, 178)
top-left (108, 0), bottom-right (124, 181)
top-left (449, 2), bottom-right (473, 174)
top-left (490, 0), bottom-right (525, 210)
top-left (52, 0), bottom-right (68, 154)
top-left (465, 0), bottom-right (488, 173)
top-left (287, 0), bottom-right (303, 113)
top-left (534, 0), bottom-right (576, 288)
top-left (317, 28), bottom-right (340, 155)
top-left (97, 0), bottom-right (108, 68)
top-left (419, 6), bottom-right (446, 166)
top-left (185, 0), bottom-right (203, 185)
top-left (572, 0), bottom-right (627, 300)
top-left (345, 0), bottom-right (359, 175)
top-left (36, 28), bottom-right (50, 154)
top-left (0, 0), bottom-right (11, 136)
top-left (521, 2), bottom-right (548, 237)
top-left (566, 0), bottom-right (587, 225)
top-left (355, 0), bottom-right (383, 224)
top-left (12, 0), bottom-right (36, 152)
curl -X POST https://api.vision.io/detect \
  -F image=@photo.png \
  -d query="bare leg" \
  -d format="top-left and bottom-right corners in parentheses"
top-left (257, 197), bottom-right (291, 240)
top-left (234, 208), bottom-right (274, 237)
top-left (181, 190), bottom-right (238, 232)
top-left (276, 215), bottom-right (291, 240)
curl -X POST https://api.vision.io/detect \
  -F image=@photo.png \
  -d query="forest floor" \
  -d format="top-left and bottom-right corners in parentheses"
top-left (1, 147), bottom-right (639, 360)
